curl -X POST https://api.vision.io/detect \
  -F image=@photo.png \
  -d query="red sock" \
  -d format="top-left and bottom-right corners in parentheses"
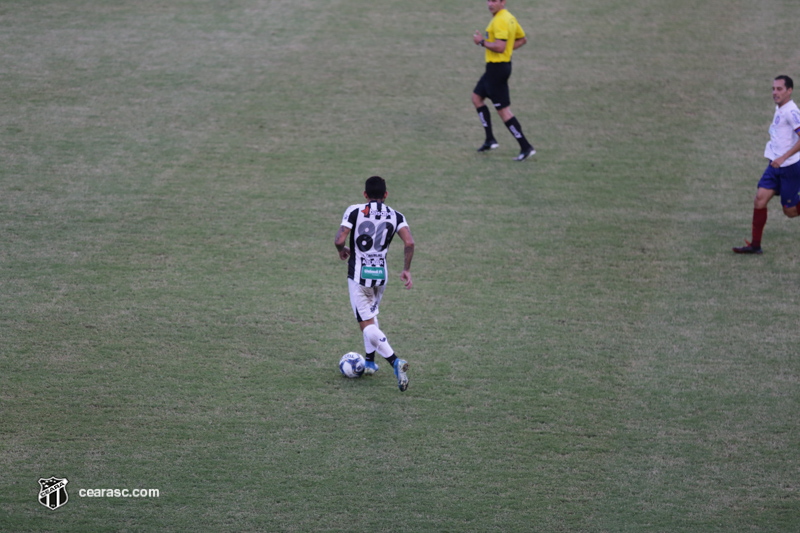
top-left (751, 208), bottom-right (767, 247)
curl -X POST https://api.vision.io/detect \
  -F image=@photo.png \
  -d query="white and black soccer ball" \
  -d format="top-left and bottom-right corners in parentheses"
top-left (339, 352), bottom-right (366, 378)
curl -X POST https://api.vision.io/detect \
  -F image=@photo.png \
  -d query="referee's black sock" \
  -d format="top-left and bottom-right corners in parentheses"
top-left (504, 117), bottom-right (532, 151)
top-left (476, 105), bottom-right (495, 141)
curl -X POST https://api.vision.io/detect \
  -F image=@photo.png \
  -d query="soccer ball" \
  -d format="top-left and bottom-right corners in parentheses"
top-left (339, 352), bottom-right (366, 378)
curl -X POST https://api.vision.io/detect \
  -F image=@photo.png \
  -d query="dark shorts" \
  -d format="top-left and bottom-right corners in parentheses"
top-left (757, 160), bottom-right (800, 209)
top-left (473, 62), bottom-right (512, 110)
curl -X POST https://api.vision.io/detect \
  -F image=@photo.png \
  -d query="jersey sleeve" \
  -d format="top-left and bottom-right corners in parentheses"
top-left (341, 205), bottom-right (359, 228)
top-left (492, 17), bottom-right (510, 41)
top-left (790, 108), bottom-right (800, 132)
top-left (515, 19), bottom-right (525, 40)
top-left (395, 211), bottom-right (409, 231)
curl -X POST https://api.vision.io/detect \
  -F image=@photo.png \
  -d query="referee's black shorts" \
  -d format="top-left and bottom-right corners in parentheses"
top-left (473, 61), bottom-right (512, 110)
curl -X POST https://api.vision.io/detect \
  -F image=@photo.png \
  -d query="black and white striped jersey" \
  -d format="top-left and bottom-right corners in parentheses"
top-left (340, 201), bottom-right (409, 287)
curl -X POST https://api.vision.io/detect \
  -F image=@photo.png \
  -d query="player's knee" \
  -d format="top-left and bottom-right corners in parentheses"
top-left (783, 206), bottom-right (799, 218)
top-left (363, 324), bottom-right (385, 346)
top-left (754, 189), bottom-right (773, 209)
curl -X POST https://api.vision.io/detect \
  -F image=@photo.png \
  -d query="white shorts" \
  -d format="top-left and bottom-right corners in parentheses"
top-left (348, 279), bottom-right (385, 323)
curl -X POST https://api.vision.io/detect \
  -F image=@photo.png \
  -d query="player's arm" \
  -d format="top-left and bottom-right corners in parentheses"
top-left (473, 30), bottom-right (508, 53)
top-left (335, 225), bottom-right (351, 260)
top-left (771, 128), bottom-right (800, 168)
top-left (480, 38), bottom-right (508, 53)
top-left (513, 36), bottom-right (527, 50)
top-left (397, 226), bottom-right (414, 289)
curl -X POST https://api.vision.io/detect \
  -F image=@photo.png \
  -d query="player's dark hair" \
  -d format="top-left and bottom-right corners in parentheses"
top-left (365, 176), bottom-right (386, 199)
top-left (775, 75), bottom-right (794, 90)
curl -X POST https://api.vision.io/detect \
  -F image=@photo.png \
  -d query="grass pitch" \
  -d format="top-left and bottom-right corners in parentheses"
top-left (1, 0), bottom-right (799, 531)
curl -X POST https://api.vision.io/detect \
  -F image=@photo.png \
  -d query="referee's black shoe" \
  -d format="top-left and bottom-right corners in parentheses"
top-left (477, 140), bottom-right (499, 152)
top-left (514, 146), bottom-right (536, 161)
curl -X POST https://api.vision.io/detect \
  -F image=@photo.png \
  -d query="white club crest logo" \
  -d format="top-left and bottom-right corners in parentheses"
top-left (38, 477), bottom-right (69, 510)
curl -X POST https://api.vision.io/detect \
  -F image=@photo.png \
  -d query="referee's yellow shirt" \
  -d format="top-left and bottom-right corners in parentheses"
top-left (484, 9), bottom-right (525, 63)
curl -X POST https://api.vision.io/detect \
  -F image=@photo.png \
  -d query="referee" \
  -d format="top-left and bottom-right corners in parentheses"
top-left (472, 0), bottom-right (536, 161)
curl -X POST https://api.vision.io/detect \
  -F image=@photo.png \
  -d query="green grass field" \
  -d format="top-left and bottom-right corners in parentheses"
top-left (2, 0), bottom-right (799, 531)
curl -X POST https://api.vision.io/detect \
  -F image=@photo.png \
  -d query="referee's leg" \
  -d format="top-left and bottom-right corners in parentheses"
top-left (498, 106), bottom-right (535, 159)
top-left (472, 91), bottom-right (497, 150)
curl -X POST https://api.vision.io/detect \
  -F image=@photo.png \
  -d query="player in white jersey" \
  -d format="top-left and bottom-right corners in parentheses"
top-left (734, 75), bottom-right (800, 254)
top-left (335, 176), bottom-right (415, 391)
